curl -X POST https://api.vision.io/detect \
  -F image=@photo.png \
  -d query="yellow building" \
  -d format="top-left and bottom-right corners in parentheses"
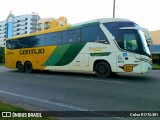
top-left (150, 30), bottom-right (160, 45)
top-left (37, 17), bottom-right (69, 31)
top-left (150, 30), bottom-right (160, 64)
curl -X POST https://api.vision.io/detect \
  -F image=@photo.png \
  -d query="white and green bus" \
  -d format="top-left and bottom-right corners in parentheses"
top-left (5, 18), bottom-right (152, 77)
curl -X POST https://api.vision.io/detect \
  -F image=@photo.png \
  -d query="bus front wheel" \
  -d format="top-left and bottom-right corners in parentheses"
top-left (25, 62), bottom-right (33, 73)
top-left (95, 62), bottom-right (111, 78)
top-left (16, 62), bottom-right (24, 72)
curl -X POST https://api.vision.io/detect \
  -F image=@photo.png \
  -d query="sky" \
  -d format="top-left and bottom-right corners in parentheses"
top-left (0, 0), bottom-right (160, 31)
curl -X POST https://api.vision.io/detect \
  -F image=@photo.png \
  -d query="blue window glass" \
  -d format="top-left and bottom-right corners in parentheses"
top-left (7, 22), bottom-right (13, 38)
top-left (103, 22), bottom-right (139, 49)
top-left (62, 29), bottom-right (80, 44)
top-left (32, 35), bottom-right (45, 47)
top-left (22, 37), bottom-right (34, 48)
top-left (6, 40), bottom-right (12, 49)
top-left (81, 25), bottom-right (108, 43)
top-left (46, 32), bottom-right (61, 45)
top-left (12, 39), bottom-right (24, 49)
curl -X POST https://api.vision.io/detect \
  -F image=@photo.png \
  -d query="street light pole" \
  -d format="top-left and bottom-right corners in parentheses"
top-left (113, 0), bottom-right (116, 18)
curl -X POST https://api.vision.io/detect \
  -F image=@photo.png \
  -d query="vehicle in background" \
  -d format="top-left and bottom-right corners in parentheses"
top-left (141, 27), bottom-right (154, 45)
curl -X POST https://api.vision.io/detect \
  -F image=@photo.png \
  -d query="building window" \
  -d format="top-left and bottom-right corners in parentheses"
top-left (25, 18), bottom-right (28, 20)
top-left (17, 28), bottom-right (20, 31)
top-left (17, 33), bottom-right (20, 35)
top-left (17, 24), bottom-right (20, 27)
top-left (25, 31), bottom-right (27, 34)
top-left (25, 27), bottom-right (27, 29)
top-left (25, 22), bottom-right (27, 25)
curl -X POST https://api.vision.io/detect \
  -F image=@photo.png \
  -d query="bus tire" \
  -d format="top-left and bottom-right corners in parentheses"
top-left (95, 62), bottom-right (111, 78)
top-left (25, 62), bottom-right (33, 73)
top-left (16, 62), bottom-right (24, 72)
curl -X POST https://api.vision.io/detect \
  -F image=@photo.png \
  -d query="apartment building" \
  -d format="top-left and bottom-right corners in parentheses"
top-left (0, 13), bottom-right (40, 47)
top-left (37, 16), bottom-right (68, 31)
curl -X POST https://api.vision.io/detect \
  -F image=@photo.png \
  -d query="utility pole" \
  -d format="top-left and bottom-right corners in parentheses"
top-left (113, 0), bottom-right (116, 18)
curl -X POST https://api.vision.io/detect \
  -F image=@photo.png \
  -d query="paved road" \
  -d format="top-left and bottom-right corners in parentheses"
top-left (0, 66), bottom-right (160, 120)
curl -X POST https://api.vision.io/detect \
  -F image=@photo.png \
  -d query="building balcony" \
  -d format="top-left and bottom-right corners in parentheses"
top-left (0, 24), bottom-right (6, 27)
top-left (0, 31), bottom-right (6, 34)
top-left (13, 18), bottom-right (28, 23)
top-left (0, 38), bottom-right (6, 41)
top-left (13, 30), bottom-right (27, 36)
top-left (0, 27), bottom-right (6, 30)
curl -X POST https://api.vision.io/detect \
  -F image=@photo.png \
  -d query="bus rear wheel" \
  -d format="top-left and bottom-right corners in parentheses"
top-left (95, 62), bottom-right (111, 78)
top-left (16, 62), bottom-right (24, 72)
top-left (25, 62), bottom-right (33, 73)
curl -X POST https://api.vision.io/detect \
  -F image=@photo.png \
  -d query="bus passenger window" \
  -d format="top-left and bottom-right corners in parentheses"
top-left (81, 26), bottom-right (97, 42)
top-left (33, 35), bottom-right (45, 47)
top-left (62, 29), bottom-right (80, 44)
top-left (6, 40), bottom-right (12, 49)
top-left (24, 37), bottom-right (34, 48)
top-left (46, 32), bottom-right (61, 46)
top-left (81, 25), bottom-right (108, 43)
top-left (12, 39), bottom-right (24, 49)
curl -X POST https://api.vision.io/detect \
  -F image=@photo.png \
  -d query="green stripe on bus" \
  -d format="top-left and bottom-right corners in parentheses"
top-left (90, 52), bottom-right (111, 57)
top-left (43, 43), bottom-right (85, 66)
top-left (55, 43), bottom-right (85, 66)
top-left (43, 45), bottom-right (71, 66)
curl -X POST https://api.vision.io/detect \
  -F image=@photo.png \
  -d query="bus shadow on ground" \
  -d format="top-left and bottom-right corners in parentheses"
top-left (112, 73), bottom-right (152, 82)
top-left (9, 69), bottom-right (153, 83)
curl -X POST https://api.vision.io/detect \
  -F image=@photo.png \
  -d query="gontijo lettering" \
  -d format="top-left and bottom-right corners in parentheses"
top-left (19, 49), bottom-right (44, 55)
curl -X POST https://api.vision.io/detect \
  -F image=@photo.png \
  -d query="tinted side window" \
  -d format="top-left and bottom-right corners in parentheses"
top-left (23, 37), bottom-right (34, 48)
top-left (6, 40), bottom-right (12, 49)
top-left (104, 23), bottom-right (119, 39)
top-left (81, 25), bottom-right (108, 43)
top-left (46, 32), bottom-right (61, 46)
top-left (103, 22), bottom-right (138, 48)
top-left (12, 39), bottom-right (24, 49)
top-left (103, 22), bottom-right (138, 38)
top-left (32, 35), bottom-right (45, 47)
top-left (62, 29), bottom-right (80, 44)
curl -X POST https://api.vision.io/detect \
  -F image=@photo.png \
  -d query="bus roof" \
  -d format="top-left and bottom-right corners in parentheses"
top-left (7, 18), bottom-right (133, 40)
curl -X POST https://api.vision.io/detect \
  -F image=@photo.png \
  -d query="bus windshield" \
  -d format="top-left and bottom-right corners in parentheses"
top-left (138, 30), bottom-right (151, 56)
top-left (103, 22), bottom-right (151, 57)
